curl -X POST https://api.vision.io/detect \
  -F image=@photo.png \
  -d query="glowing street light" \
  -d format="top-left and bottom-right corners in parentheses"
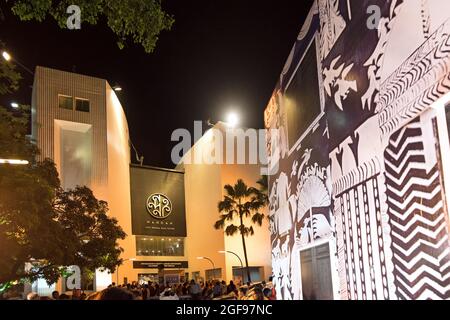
top-left (0, 159), bottom-right (29, 165)
top-left (226, 112), bottom-right (239, 128)
top-left (2, 51), bottom-right (11, 61)
top-left (1, 49), bottom-right (34, 75)
top-left (10, 102), bottom-right (19, 109)
top-left (113, 85), bottom-right (122, 92)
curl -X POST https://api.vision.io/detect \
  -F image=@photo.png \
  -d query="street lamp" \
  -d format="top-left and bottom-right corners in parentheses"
top-left (197, 256), bottom-right (217, 281)
top-left (116, 258), bottom-right (136, 285)
top-left (226, 112), bottom-right (239, 128)
top-left (113, 85), bottom-right (122, 92)
top-left (219, 250), bottom-right (245, 284)
top-left (2, 51), bottom-right (11, 61)
top-left (1, 50), bottom-right (34, 76)
top-left (10, 102), bottom-right (19, 109)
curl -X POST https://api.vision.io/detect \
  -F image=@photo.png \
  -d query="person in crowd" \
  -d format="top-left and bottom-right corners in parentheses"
top-left (252, 286), bottom-right (266, 300)
top-left (263, 287), bottom-right (274, 300)
top-left (72, 288), bottom-right (82, 300)
top-left (182, 282), bottom-right (189, 295)
top-left (176, 284), bottom-right (184, 296)
top-left (238, 287), bottom-right (248, 300)
top-left (154, 283), bottom-right (161, 296)
top-left (160, 287), bottom-right (179, 300)
top-left (96, 286), bottom-right (134, 300)
top-left (1, 288), bottom-right (23, 300)
top-left (26, 292), bottom-right (39, 300)
top-left (266, 276), bottom-right (276, 299)
top-left (141, 284), bottom-right (148, 300)
top-left (189, 279), bottom-right (201, 300)
top-left (149, 282), bottom-right (156, 297)
top-left (212, 281), bottom-right (222, 298)
top-left (227, 280), bottom-right (237, 295)
top-left (202, 282), bottom-right (212, 299)
top-left (131, 288), bottom-right (142, 300)
top-left (51, 291), bottom-right (59, 300)
top-left (220, 280), bottom-right (227, 295)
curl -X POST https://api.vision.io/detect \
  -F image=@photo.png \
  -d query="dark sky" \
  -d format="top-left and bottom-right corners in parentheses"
top-left (0, 0), bottom-right (313, 168)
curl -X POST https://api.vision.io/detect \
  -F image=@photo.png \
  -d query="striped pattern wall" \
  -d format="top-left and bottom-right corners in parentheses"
top-left (32, 66), bottom-right (109, 190)
top-left (384, 116), bottom-right (450, 299)
top-left (333, 159), bottom-right (390, 300)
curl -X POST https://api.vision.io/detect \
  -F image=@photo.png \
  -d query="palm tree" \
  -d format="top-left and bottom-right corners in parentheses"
top-left (214, 179), bottom-right (267, 283)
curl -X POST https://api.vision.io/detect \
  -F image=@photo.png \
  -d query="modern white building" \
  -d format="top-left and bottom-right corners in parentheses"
top-left (31, 66), bottom-right (132, 294)
top-left (30, 66), bottom-right (272, 295)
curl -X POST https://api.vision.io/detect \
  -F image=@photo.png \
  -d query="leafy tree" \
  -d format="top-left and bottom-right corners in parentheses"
top-left (214, 179), bottom-right (267, 283)
top-left (53, 186), bottom-right (126, 278)
top-left (256, 175), bottom-right (269, 205)
top-left (4, 0), bottom-right (174, 53)
top-left (0, 60), bottom-right (126, 291)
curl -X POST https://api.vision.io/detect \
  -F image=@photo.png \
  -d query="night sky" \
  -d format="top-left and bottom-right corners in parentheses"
top-left (0, 0), bottom-right (313, 168)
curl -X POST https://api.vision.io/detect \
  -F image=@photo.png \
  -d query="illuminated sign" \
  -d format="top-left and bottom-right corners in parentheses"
top-left (146, 193), bottom-right (172, 219)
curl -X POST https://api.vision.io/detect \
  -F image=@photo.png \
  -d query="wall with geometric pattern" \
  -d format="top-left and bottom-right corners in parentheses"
top-left (265, 0), bottom-right (450, 300)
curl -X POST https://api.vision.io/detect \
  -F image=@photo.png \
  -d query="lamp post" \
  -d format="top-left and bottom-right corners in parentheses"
top-left (116, 258), bottom-right (136, 285)
top-left (2, 50), bottom-right (34, 76)
top-left (197, 256), bottom-right (216, 281)
top-left (219, 250), bottom-right (244, 284)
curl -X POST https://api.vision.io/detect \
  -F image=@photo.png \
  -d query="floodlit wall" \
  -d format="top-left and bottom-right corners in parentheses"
top-left (32, 66), bottom-right (109, 200)
top-left (105, 83), bottom-right (133, 285)
top-left (179, 123), bottom-right (272, 283)
top-left (265, 0), bottom-right (450, 300)
top-left (32, 67), bottom-right (133, 290)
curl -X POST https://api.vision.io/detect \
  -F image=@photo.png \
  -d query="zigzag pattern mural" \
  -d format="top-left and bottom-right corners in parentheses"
top-left (384, 117), bottom-right (450, 300)
top-left (266, 0), bottom-right (450, 299)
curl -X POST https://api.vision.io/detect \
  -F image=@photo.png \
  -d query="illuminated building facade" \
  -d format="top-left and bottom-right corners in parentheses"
top-left (265, 0), bottom-right (450, 300)
top-left (31, 67), bottom-right (271, 294)
top-left (31, 66), bottom-right (132, 294)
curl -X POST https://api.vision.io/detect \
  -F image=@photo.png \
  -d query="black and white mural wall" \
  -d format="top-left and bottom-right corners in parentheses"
top-left (266, 0), bottom-right (450, 300)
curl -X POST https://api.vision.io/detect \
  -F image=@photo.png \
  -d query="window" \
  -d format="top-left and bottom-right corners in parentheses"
top-left (138, 273), bottom-right (159, 285)
top-left (58, 95), bottom-right (73, 110)
top-left (285, 39), bottom-right (321, 149)
top-left (136, 236), bottom-right (184, 256)
top-left (192, 271), bottom-right (201, 282)
top-left (232, 266), bottom-right (263, 283)
top-left (75, 98), bottom-right (90, 112)
top-left (205, 268), bottom-right (222, 281)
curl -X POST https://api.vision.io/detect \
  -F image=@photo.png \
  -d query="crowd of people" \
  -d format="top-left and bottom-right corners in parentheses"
top-left (2, 277), bottom-right (276, 301)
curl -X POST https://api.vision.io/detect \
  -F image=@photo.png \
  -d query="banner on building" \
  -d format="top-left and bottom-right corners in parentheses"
top-left (130, 165), bottom-right (187, 237)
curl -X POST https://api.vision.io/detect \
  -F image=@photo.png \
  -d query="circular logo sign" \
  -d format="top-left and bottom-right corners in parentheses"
top-left (146, 193), bottom-right (172, 219)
